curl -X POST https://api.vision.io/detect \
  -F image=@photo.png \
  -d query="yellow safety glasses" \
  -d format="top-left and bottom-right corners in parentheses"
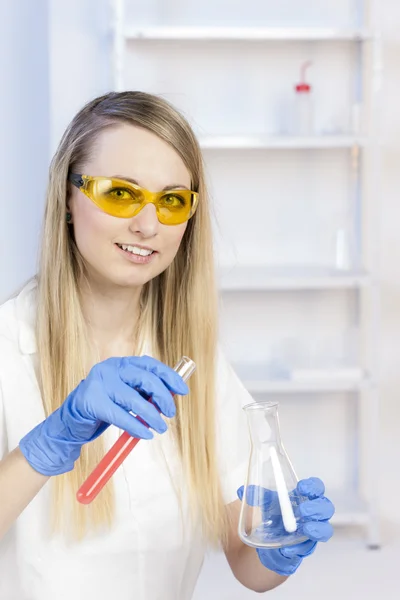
top-left (68, 174), bottom-right (199, 226)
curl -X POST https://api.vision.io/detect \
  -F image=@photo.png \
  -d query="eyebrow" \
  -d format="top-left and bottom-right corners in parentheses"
top-left (111, 174), bottom-right (190, 191)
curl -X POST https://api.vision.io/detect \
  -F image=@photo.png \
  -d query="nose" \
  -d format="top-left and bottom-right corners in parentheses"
top-left (128, 203), bottom-right (159, 238)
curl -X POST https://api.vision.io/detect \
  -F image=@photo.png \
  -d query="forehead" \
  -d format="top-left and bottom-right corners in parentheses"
top-left (85, 123), bottom-right (192, 190)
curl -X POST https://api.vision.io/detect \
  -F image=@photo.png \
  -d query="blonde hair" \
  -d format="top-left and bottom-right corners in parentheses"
top-left (37, 92), bottom-right (227, 544)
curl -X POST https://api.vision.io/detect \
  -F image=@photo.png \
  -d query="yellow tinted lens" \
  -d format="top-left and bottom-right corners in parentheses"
top-left (82, 177), bottom-right (198, 223)
top-left (89, 178), bottom-right (143, 218)
top-left (156, 191), bottom-right (193, 225)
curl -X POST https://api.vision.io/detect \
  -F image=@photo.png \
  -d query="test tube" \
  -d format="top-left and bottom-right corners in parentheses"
top-left (76, 356), bottom-right (196, 504)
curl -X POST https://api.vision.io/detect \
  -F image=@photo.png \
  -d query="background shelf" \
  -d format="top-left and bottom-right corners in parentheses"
top-left (125, 26), bottom-right (372, 42)
top-left (331, 493), bottom-right (370, 526)
top-left (218, 266), bottom-right (370, 291)
top-left (236, 377), bottom-right (370, 394)
top-left (233, 363), bottom-right (370, 393)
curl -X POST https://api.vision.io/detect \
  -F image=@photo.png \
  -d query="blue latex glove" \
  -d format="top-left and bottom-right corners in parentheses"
top-left (19, 355), bottom-right (188, 476)
top-left (237, 477), bottom-right (335, 577)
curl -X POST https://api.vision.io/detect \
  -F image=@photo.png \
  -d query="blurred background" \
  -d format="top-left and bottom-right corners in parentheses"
top-left (1, 0), bottom-right (399, 598)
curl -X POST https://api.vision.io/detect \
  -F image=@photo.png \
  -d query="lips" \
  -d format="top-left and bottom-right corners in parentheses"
top-left (116, 243), bottom-right (156, 257)
top-left (114, 242), bottom-right (158, 265)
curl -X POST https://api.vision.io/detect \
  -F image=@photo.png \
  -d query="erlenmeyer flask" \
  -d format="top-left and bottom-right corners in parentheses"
top-left (238, 400), bottom-right (308, 549)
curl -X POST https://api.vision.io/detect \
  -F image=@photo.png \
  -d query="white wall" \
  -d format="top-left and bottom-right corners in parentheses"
top-left (376, 3), bottom-right (400, 526)
top-left (1, 0), bottom-right (400, 569)
top-left (0, 0), bottom-right (49, 301)
top-left (47, 0), bottom-right (111, 152)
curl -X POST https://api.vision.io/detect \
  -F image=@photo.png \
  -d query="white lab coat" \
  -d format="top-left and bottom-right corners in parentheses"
top-left (0, 280), bottom-right (251, 600)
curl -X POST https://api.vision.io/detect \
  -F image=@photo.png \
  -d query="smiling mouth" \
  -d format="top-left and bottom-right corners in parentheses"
top-left (115, 243), bottom-right (155, 257)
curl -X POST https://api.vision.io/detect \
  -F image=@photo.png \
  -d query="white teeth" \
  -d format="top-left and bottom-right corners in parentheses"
top-left (120, 244), bottom-right (153, 256)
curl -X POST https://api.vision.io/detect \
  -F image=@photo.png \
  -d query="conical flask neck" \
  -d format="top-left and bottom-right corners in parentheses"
top-left (244, 401), bottom-right (283, 448)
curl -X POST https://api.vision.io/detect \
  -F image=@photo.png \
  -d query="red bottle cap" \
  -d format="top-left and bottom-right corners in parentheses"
top-left (295, 61), bottom-right (312, 93)
top-left (295, 83), bottom-right (311, 93)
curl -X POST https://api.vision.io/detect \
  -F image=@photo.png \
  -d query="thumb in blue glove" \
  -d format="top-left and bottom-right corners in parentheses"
top-left (237, 477), bottom-right (335, 577)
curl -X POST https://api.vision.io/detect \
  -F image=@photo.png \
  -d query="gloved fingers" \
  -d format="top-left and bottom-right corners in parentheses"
top-left (237, 485), bottom-right (276, 507)
top-left (107, 378), bottom-right (168, 434)
top-left (118, 359), bottom-right (180, 418)
top-left (103, 402), bottom-right (154, 440)
top-left (280, 539), bottom-right (317, 559)
top-left (123, 356), bottom-right (189, 397)
top-left (298, 496), bottom-right (335, 521)
top-left (297, 477), bottom-right (325, 499)
top-left (301, 520), bottom-right (334, 543)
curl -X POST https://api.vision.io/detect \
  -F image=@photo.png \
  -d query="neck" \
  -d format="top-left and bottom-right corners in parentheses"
top-left (80, 277), bottom-right (143, 361)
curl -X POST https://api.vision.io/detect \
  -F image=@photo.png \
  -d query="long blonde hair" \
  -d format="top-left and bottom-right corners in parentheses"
top-left (37, 91), bottom-right (226, 544)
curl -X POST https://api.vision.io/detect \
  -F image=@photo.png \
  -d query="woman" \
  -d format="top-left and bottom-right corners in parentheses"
top-left (0, 91), bottom-right (334, 599)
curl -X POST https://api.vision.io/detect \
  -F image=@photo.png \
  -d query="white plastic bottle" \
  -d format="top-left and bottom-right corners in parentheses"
top-left (292, 61), bottom-right (314, 136)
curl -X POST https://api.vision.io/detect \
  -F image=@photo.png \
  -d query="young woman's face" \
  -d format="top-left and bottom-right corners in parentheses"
top-left (68, 124), bottom-right (191, 289)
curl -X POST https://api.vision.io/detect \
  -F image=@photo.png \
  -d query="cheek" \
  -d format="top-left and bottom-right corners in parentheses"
top-left (163, 223), bottom-right (187, 258)
top-left (72, 201), bottom-right (117, 259)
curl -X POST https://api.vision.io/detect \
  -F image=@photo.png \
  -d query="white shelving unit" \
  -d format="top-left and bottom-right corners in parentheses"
top-left (332, 493), bottom-right (370, 526)
top-left (111, 0), bottom-right (382, 548)
top-left (218, 266), bottom-right (370, 291)
top-left (124, 26), bottom-right (372, 41)
top-left (234, 372), bottom-right (370, 395)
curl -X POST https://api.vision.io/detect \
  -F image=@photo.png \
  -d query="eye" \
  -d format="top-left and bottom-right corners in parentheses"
top-left (160, 193), bottom-right (187, 209)
top-left (106, 187), bottom-right (136, 202)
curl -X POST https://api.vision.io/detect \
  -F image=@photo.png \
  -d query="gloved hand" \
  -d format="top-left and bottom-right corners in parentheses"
top-left (19, 355), bottom-right (188, 476)
top-left (237, 477), bottom-right (335, 577)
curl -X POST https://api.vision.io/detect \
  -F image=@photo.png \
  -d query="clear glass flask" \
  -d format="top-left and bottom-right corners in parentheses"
top-left (238, 400), bottom-right (308, 549)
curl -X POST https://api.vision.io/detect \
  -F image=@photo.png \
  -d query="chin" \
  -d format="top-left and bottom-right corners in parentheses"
top-left (111, 267), bottom-right (164, 288)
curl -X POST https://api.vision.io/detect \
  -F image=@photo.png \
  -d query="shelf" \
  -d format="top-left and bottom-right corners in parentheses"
top-left (218, 266), bottom-right (370, 291)
top-left (199, 135), bottom-right (366, 150)
top-left (124, 26), bottom-right (371, 42)
top-left (330, 493), bottom-right (370, 527)
top-left (234, 363), bottom-right (370, 394)
top-left (236, 374), bottom-right (369, 395)
top-left (241, 378), bottom-right (370, 394)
